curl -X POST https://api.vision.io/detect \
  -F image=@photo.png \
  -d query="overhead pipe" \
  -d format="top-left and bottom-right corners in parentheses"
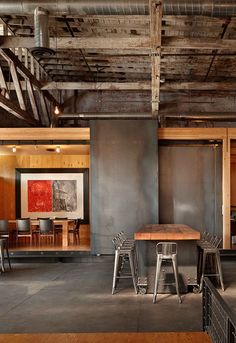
top-left (164, 112), bottom-right (236, 121)
top-left (58, 112), bottom-right (153, 118)
top-left (58, 112), bottom-right (236, 121)
top-left (1, 1), bottom-right (236, 16)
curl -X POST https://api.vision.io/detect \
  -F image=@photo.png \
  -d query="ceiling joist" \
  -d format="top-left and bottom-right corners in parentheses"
top-left (2, 36), bottom-right (236, 51)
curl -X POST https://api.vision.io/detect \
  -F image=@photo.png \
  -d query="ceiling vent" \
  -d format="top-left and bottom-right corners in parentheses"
top-left (30, 7), bottom-right (55, 58)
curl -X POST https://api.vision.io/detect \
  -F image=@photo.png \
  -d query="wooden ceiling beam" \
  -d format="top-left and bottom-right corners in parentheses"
top-left (2, 36), bottom-right (236, 50)
top-left (42, 81), bottom-right (151, 90)
top-left (0, 36), bottom-right (151, 50)
top-left (6, 80), bottom-right (236, 91)
top-left (150, 0), bottom-right (162, 118)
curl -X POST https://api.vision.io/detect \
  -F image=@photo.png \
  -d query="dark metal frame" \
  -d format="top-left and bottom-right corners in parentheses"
top-left (203, 277), bottom-right (236, 343)
top-left (15, 168), bottom-right (89, 224)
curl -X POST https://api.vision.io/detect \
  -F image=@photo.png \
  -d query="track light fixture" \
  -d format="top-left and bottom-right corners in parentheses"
top-left (12, 146), bottom-right (16, 153)
top-left (56, 146), bottom-right (61, 153)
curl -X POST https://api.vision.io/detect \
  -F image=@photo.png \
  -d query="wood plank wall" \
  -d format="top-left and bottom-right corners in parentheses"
top-left (0, 155), bottom-right (90, 219)
top-left (230, 145), bottom-right (236, 207)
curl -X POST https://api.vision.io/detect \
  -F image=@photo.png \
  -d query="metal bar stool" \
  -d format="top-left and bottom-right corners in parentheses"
top-left (112, 234), bottom-right (138, 294)
top-left (153, 242), bottom-right (181, 304)
top-left (197, 235), bottom-right (224, 292)
top-left (0, 238), bottom-right (11, 273)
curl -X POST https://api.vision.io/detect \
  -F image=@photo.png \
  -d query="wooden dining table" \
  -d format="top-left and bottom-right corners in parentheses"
top-left (9, 219), bottom-right (75, 247)
top-left (134, 223), bottom-right (201, 293)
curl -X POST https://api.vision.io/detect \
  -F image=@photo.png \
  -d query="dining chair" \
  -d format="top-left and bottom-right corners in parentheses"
top-left (68, 218), bottom-right (81, 245)
top-left (0, 220), bottom-right (10, 239)
top-left (39, 219), bottom-right (55, 246)
top-left (16, 218), bottom-right (32, 246)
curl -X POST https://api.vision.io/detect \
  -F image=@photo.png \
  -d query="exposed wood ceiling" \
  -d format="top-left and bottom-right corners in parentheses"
top-left (1, 1), bottom-right (236, 127)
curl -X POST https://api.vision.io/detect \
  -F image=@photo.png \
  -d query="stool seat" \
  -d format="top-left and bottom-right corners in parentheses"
top-left (153, 242), bottom-right (181, 304)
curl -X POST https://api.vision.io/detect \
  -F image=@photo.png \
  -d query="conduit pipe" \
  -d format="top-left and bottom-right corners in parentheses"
top-left (1, 0), bottom-right (236, 16)
top-left (58, 112), bottom-right (236, 121)
top-left (59, 113), bottom-right (153, 119)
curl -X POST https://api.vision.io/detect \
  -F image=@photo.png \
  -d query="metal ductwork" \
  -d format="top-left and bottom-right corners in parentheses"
top-left (30, 7), bottom-right (55, 58)
top-left (1, 1), bottom-right (236, 16)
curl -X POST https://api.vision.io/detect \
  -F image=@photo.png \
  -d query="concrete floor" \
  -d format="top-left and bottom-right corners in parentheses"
top-left (0, 256), bottom-right (234, 334)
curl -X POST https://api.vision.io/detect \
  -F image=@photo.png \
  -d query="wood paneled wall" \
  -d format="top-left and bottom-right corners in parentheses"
top-left (0, 155), bottom-right (90, 219)
top-left (231, 162), bottom-right (236, 206)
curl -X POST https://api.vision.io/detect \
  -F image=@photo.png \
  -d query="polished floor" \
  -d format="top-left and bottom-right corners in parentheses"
top-left (0, 256), bottom-right (234, 334)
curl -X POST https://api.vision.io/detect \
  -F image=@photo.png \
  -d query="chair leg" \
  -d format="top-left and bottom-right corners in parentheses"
top-left (153, 255), bottom-right (162, 303)
top-left (172, 255), bottom-right (182, 303)
top-left (4, 243), bottom-right (11, 270)
top-left (0, 242), bottom-right (5, 272)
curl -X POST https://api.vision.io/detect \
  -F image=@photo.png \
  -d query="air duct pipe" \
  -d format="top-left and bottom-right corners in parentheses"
top-left (30, 7), bottom-right (54, 57)
top-left (1, 1), bottom-right (236, 16)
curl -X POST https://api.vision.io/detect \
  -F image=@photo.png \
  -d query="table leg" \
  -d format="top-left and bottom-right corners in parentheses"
top-left (62, 222), bottom-right (68, 247)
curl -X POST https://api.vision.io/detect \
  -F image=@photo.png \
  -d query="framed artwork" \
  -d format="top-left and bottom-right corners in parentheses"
top-left (15, 168), bottom-right (89, 223)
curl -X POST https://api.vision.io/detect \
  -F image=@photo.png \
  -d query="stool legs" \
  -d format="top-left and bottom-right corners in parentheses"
top-left (199, 251), bottom-right (207, 292)
top-left (112, 250), bottom-right (120, 294)
top-left (112, 248), bottom-right (137, 294)
top-left (172, 254), bottom-right (182, 303)
top-left (129, 250), bottom-right (138, 294)
top-left (153, 254), bottom-right (181, 304)
top-left (215, 251), bottom-right (224, 291)
top-left (199, 250), bottom-right (224, 292)
top-left (153, 255), bottom-right (162, 303)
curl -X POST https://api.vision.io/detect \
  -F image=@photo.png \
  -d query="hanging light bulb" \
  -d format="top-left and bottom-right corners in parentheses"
top-left (54, 105), bottom-right (60, 115)
top-left (56, 146), bottom-right (61, 153)
top-left (12, 146), bottom-right (17, 153)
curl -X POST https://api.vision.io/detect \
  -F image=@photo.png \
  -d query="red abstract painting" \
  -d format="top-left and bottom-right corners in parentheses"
top-left (28, 180), bottom-right (52, 212)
